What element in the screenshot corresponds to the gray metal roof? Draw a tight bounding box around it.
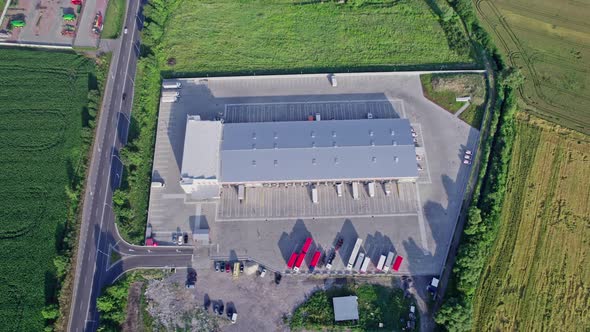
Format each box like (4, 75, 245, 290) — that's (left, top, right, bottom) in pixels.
(180, 116, 222, 180)
(219, 118, 417, 183)
(333, 296, 359, 321)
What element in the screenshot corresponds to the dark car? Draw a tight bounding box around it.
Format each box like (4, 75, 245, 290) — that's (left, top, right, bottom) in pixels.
(220, 261, 225, 272)
(122, 93, 127, 101)
(327, 251, 336, 265)
(186, 270, 197, 288)
(213, 303, 220, 315)
(225, 262, 231, 273)
(215, 261, 220, 272)
(274, 272, 282, 285)
(218, 303, 224, 315)
(239, 262, 244, 273)
(335, 238, 344, 251)
(183, 233, 188, 243)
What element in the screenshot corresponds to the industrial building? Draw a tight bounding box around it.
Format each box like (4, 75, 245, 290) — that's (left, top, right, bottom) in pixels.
(179, 115, 419, 201)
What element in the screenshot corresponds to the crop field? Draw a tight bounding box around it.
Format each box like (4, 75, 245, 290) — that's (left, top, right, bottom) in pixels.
(472, 114, 590, 331)
(0, 48, 94, 331)
(159, 0, 474, 75)
(474, 0, 590, 134)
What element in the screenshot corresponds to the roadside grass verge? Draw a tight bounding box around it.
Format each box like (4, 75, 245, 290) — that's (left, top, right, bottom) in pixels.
(420, 73, 486, 128)
(471, 114, 590, 331)
(290, 283, 416, 331)
(102, 0, 126, 39)
(160, 0, 475, 76)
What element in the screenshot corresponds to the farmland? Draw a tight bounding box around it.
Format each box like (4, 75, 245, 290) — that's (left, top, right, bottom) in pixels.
(472, 114, 590, 331)
(0, 48, 95, 331)
(159, 0, 475, 75)
(474, 0, 590, 134)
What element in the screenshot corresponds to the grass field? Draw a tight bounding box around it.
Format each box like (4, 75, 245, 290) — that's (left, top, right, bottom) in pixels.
(160, 0, 474, 75)
(102, 0, 126, 39)
(0, 48, 94, 331)
(420, 73, 486, 128)
(290, 283, 416, 331)
(474, 0, 590, 134)
(472, 114, 590, 331)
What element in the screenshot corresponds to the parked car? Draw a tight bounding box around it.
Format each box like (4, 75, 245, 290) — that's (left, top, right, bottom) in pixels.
(225, 262, 231, 273)
(220, 261, 225, 272)
(177, 235, 183, 245)
(122, 93, 127, 101)
(274, 272, 282, 285)
(172, 233, 177, 242)
(465, 149, 473, 155)
(260, 266, 267, 278)
(218, 303, 224, 315)
(213, 303, 220, 315)
(239, 262, 244, 273)
(186, 270, 197, 289)
(183, 233, 188, 244)
(123, 26, 128, 34)
(463, 159, 472, 165)
(464, 154, 472, 160)
(215, 261, 220, 272)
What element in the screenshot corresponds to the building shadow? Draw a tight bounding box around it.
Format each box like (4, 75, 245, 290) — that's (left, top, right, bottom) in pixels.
(277, 219, 312, 264)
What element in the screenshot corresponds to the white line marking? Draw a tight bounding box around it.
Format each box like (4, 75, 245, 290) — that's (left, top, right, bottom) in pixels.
(414, 184, 429, 254)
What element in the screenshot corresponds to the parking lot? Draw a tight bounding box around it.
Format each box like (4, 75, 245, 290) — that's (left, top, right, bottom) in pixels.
(147, 72, 479, 277)
(0, 0, 107, 47)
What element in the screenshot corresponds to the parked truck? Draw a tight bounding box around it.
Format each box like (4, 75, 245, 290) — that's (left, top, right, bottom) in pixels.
(293, 252, 306, 272)
(360, 256, 370, 273)
(376, 254, 386, 271)
(309, 251, 321, 271)
(383, 251, 395, 272)
(353, 252, 364, 271)
(346, 238, 363, 270)
(392, 255, 404, 272)
(287, 253, 298, 269)
(162, 82, 182, 89)
(301, 237, 312, 254)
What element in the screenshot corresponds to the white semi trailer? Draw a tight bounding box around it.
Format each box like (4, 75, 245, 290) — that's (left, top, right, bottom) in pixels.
(346, 238, 363, 270)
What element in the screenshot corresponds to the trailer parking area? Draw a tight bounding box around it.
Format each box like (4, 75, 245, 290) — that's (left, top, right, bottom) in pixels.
(148, 72, 480, 277)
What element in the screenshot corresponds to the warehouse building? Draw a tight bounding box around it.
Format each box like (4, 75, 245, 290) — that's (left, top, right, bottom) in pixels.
(179, 115, 418, 200)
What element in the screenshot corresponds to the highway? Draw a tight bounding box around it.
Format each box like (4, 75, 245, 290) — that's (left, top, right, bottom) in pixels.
(68, 1, 193, 331)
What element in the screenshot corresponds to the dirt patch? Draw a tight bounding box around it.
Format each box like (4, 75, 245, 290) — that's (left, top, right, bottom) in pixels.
(145, 277, 221, 331)
(431, 74, 485, 105)
(123, 282, 143, 332)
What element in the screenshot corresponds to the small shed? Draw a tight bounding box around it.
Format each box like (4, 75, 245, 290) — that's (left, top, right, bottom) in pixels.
(192, 228, 209, 244)
(333, 296, 359, 322)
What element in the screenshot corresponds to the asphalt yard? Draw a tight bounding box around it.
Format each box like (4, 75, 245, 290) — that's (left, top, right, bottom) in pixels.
(147, 73, 479, 277)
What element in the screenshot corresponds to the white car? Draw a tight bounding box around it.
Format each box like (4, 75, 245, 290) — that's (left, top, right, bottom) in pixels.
(260, 267, 267, 278)
(465, 150, 472, 155)
(463, 159, 472, 165)
(123, 26, 128, 34)
(464, 154, 472, 160)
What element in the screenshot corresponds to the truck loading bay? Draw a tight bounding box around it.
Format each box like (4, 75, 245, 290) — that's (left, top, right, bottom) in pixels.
(147, 73, 479, 276)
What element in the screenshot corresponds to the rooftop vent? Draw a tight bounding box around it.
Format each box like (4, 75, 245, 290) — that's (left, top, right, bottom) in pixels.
(332, 131, 337, 137)
(332, 141, 337, 147)
(252, 160, 257, 166)
(312, 158, 317, 165)
(372, 157, 377, 163)
(274, 160, 278, 166)
(252, 132, 257, 139)
(252, 143, 256, 150)
(273, 132, 278, 139)
(311, 131, 315, 138)
(390, 129, 395, 136)
(334, 157, 339, 165)
(273, 142, 278, 149)
(394, 156, 399, 163)
(392, 140, 397, 146)
(312, 142, 316, 148)
(369, 130, 374, 137)
(371, 140, 375, 146)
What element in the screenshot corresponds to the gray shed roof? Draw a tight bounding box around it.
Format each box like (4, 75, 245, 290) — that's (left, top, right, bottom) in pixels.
(219, 118, 417, 183)
(333, 296, 359, 321)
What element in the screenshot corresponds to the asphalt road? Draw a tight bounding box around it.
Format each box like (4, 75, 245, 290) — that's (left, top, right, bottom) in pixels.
(68, 1, 193, 331)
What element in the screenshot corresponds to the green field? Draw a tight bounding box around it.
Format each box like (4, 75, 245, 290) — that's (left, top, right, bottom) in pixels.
(0, 48, 94, 331)
(474, 0, 590, 134)
(160, 0, 474, 75)
(472, 114, 590, 331)
(102, 0, 126, 39)
(420, 73, 486, 128)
